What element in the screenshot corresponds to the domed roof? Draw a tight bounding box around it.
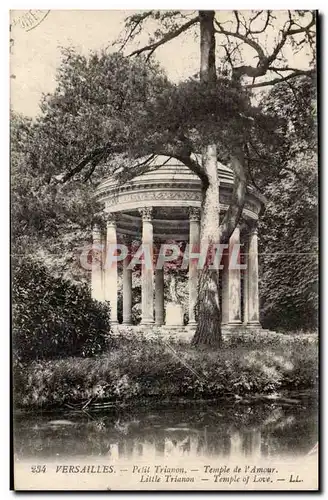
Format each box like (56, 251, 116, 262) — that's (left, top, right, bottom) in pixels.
(97, 154, 234, 195)
(96, 154, 265, 223)
(129, 155, 234, 185)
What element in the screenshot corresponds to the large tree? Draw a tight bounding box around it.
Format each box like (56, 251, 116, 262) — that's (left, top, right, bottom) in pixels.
(116, 9, 316, 344)
(17, 11, 316, 345)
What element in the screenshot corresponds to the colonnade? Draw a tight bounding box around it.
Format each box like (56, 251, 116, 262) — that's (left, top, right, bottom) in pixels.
(91, 208, 260, 327)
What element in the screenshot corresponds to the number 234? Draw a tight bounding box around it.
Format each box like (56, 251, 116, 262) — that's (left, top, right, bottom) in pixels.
(31, 465, 47, 473)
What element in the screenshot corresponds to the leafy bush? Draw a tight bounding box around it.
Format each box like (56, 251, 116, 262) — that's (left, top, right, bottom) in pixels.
(12, 258, 111, 361)
(14, 331, 318, 409)
(258, 79, 318, 333)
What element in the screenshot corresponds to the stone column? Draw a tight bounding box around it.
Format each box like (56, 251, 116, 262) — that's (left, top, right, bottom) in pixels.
(229, 227, 242, 324)
(221, 252, 229, 324)
(242, 237, 249, 325)
(91, 223, 104, 301)
(188, 207, 201, 326)
(104, 214, 118, 324)
(222, 227, 242, 325)
(139, 208, 154, 324)
(122, 254, 132, 325)
(247, 225, 260, 325)
(155, 268, 165, 326)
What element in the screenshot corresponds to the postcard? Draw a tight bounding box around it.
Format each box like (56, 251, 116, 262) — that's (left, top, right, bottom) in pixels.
(11, 9, 318, 491)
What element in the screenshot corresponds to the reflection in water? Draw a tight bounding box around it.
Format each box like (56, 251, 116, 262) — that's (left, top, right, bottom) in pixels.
(14, 396, 317, 461)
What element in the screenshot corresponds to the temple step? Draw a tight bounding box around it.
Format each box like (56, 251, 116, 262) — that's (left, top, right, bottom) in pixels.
(113, 324, 277, 342)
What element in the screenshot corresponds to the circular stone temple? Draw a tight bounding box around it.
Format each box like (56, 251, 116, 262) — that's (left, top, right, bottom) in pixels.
(92, 155, 266, 333)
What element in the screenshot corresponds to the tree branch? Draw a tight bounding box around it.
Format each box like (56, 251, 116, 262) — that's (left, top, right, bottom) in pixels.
(288, 11, 316, 35)
(116, 11, 153, 52)
(84, 153, 105, 182)
(214, 18, 266, 63)
(52, 146, 110, 184)
(245, 69, 315, 88)
(215, 10, 316, 81)
(248, 10, 271, 34)
(173, 153, 209, 188)
(265, 11, 315, 67)
(128, 16, 200, 58)
(233, 10, 240, 33)
(114, 154, 157, 183)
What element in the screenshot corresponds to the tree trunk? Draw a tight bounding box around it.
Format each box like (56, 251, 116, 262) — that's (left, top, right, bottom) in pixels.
(199, 11, 216, 84)
(192, 11, 222, 346)
(192, 144, 221, 346)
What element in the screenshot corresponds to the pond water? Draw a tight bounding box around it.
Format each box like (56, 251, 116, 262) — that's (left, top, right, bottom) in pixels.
(14, 394, 318, 461)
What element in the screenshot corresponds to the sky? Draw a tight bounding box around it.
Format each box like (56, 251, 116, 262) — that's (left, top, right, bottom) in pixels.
(10, 10, 201, 116)
(10, 9, 314, 118)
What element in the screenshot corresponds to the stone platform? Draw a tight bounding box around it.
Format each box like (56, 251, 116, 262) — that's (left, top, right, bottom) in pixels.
(112, 324, 275, 343)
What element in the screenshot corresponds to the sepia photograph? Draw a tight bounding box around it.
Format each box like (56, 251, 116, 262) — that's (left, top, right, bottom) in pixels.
(10, 8, 318, 491)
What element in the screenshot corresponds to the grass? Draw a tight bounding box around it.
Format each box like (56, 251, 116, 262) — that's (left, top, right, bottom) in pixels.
(13, 330, 318, 410)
